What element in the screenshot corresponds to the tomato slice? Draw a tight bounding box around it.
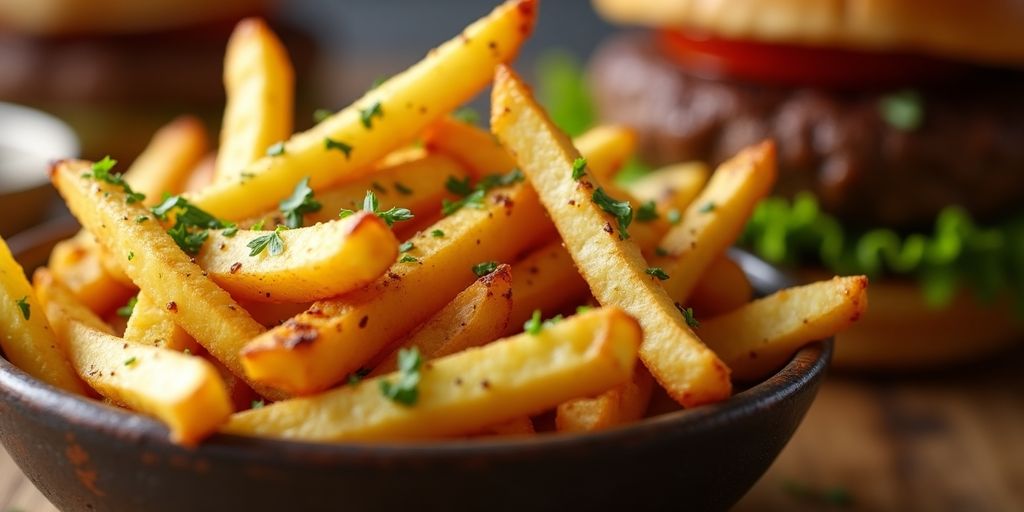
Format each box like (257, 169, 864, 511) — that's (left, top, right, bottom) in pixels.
(657, 29, 969, 89)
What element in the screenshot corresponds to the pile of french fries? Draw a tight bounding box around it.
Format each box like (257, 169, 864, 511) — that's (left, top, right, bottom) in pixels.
(0, 1, 868, 445)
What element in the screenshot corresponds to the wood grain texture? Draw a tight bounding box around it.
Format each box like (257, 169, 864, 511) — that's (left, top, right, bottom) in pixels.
(2, 346, 1021, 511)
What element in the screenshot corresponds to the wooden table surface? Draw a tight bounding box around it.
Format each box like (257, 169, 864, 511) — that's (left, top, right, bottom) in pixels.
(3, 346, 1021, 512)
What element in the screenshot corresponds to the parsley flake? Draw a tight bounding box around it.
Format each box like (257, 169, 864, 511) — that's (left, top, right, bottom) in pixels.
(636, 200, 659, 222)
(324, 137, 352, 159)
(571, 157, 587, 181)
(575, 305, 592, 314)
(251, 400, 265, 409)
(472, 261, 499, 277)
(127, 251, 134, 261)
(445, 175, 474, 197)
(394, 182, 413, 195)
(151, 195, 231, 255)
(679, 306, 700, 329)
(645, 267, 670, 280)
(699, 202, 717, 213)
(348, 367, 371, 386)
(248, 226, 286, 257)
(135, 215, 150, 224)
(398, 241, 414, 253)
(441, 189, 485, 216)
(431, 229, 445, 238)
(279, 177, 322, 229)
(266, 141, 286, 157)
(312, 108, 333, 123)
(15, 296, 30, 320)
(453, 106, 480, 125)
(379, 347, 422, 406)
(83, 156, 146, 204)
(124, 357, 137, 367)
(359, 101, 384, 129)
(399, 254, 419, 263)
(667, 209, 682, 225)
(655, 246, 670, 257)
(116, 296, 137, 319)
(592, 187, 633, 239)
(524, 310, 543, 335)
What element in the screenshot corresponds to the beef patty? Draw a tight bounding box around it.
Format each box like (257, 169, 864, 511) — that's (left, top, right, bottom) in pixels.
(589, 34, 1024, 229)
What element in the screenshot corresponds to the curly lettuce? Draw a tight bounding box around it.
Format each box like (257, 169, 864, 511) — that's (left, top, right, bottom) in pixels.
(740, 193, 1024, 310)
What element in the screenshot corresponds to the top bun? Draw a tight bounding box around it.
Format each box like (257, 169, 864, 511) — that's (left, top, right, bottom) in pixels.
(0, 0, 269, 35)
(592, 0, 1024, 68)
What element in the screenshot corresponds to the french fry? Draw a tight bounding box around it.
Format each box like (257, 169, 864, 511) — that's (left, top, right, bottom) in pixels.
(491, 64, 731, 407)
(240, 179, 553, 395)
(244, 153, 469, 238)
(190, 0, 538, 220)
(688, 256, 753, 316)
(700, 275, 869, 381)
(424, 117, 516, 176)
(48, 232, 134, 316)
(0, 240, 88, 395)
(126, 115, 209, 202)
(198, 212, 399, 303)
(223, 307, 640, 442)
(184, 153, 217, 193)
(507, 241, 589, 334)
(33, 269, 114, 336)
(625, 161, 709, 213)
(238, 300, 311, 328)
(572, 125, 635, 182)
(477, 416, 535, 437)
(370, 264, 512, 376)
(50, 160, 277, 399)
(123, 291, 201, 353)
(215, 18, 294, 185)
(556, 364, 654, 432)
(651, 142, 777, 305)
(36, 270, 231, 444)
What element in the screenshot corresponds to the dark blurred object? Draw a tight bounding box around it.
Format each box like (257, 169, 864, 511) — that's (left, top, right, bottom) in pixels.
(0, 102, 78, 237)
(0, 0, 317, 162)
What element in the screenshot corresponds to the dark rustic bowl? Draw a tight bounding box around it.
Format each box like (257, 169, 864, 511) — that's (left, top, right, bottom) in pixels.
(0, 219, 832, 512)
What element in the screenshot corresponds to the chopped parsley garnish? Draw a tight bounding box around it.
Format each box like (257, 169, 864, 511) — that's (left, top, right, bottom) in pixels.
(312, 108, 333, 123)
(359, 101, 384, 129)
(127, 251, 134, 261)
(524, 310, 543, 335)
(399, 254, 419, 263)
(699, 202, 717, 213)
(279, 177, 322, 229)
(472, 261, 499, 277)
(347, 367, 371, 386)
(135, 215, 150, 224)
(655, 246, 670, 257)
(879, 89, 924, 131)
(394, 182, 413, 195)
(251, 219, 266, 231)
(379, 347, 422, 406)
(679, 306, 700, 329)
(266, 141, 286, 157)
(83, 156, 146, 204)
(339, 190, 415, 227)
(151, 195, 232, 255)
(445, 175, 474, 196)
(222, 224, 238, 237)
(398, 241, 414, 253)
(116, 296, 137, 319)
(477, 168, 524, 190)
(370, 76, 389, 89)
(592, 187, 633, 239)
(571, 157, 587, 181)
(575, 305, 592, 314)
(666, 209, 682, 225)
(15, 296, 30, 320)
(324, 137, 352, 159)
(453, 106, 480, 125)
(636, 200, 659, 222)
(441, 189, 485, 216)
(431, 229, 445, 238)
(124, 357, 137, 367)
(247, 226, 286, 257)
(645, 267, 670, 280)
(251, 400, 265, 409)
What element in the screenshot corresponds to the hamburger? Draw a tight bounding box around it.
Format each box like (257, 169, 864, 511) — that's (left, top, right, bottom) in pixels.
(586, 0, 1024, 368)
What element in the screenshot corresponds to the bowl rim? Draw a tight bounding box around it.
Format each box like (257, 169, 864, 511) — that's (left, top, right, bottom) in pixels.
(0, 220, 833, 458)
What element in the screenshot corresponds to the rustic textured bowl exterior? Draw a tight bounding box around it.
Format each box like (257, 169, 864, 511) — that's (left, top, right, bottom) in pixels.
(0, 219, 832, 512)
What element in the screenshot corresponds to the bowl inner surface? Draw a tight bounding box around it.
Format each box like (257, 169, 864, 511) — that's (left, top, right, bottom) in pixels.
(0, 102, 79, 194)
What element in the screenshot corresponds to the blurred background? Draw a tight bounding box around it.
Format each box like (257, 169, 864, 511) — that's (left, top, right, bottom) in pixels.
(1, 0, 1021, 510)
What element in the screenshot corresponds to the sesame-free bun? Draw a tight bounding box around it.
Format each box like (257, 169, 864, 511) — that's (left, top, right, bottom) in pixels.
(0, 0, 270, 35)
(592, 0, 1024, 68)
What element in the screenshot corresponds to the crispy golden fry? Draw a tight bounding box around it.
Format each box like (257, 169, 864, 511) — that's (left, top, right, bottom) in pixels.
(491, 65, 731, 407)
(652, 142, 776, 305)
(424, 117, 516, 176)
(37, 271, 231, 444)
(700, 276, 869, 380)
(223, 307, 640, 442)
(127, 115, 209, 202)
(240, 179, 553, 395)
(245, 153, 468, 238)
(48, 231, 135, 316)
(371, 264, 512, 376)
(688, 256, 753, 316)
(33, 269, 114, 336)
(123, 291, 201, 353)
(205, 354, 259, 412)
(50, 160, 277, 399)
(572, 125, 635, 182)
(198, 212, 398, 303)
(0, 241, 88, 395)
(507, 241, 589, 334)
(190, 0, 538, 220)
(556, 364, 654, 432)
(216, 18, 294, 184)
(625, 161, 709, 213)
